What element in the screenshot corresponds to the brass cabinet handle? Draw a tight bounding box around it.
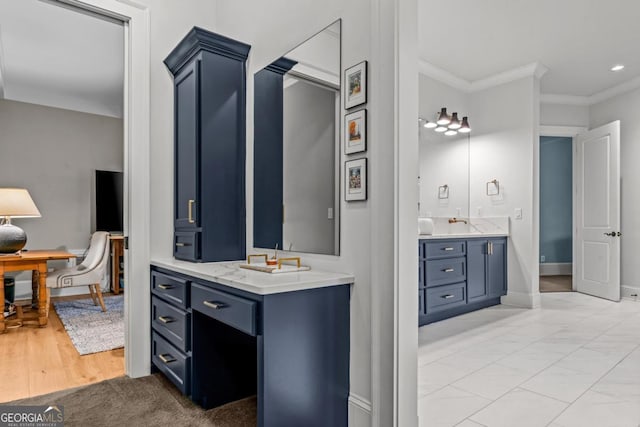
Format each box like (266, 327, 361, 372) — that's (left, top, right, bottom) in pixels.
(487, 241, 494, 255)
(203, 300, 227, 310)
(158, 316, 175, 324)
(188, 199, 196, 224)
(175, 242, 192, 247)
(158, 284, 174, 290)
(159, 353, 176, 364)
(443, 247, 454, 251)
(441, 294, 454, 299)
(443, 268, 454, 273)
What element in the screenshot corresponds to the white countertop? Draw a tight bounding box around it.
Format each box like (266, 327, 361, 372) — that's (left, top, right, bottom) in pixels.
(417, 216, 509, 240)
(151, 258, 354, 295)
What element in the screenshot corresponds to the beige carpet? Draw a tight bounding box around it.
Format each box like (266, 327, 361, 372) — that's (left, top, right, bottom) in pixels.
(10, 374, 256, 427)
(540, 275, 573, 293)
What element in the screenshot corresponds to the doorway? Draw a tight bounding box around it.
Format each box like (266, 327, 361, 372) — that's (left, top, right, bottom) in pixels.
(539, 136, 573, 293)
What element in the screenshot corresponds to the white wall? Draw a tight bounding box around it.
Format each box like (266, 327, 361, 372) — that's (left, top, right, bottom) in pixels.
(418, 74, 470, 217)
(469, 77, 540, 307)
(0, 98, 122, 290)
(589, 87, 640, 297)
(540, 103, 589, 127)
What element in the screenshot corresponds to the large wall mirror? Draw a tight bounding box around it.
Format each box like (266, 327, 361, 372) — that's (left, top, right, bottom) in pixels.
(254, 20, 341, 255)
(418, 74, 471, 219)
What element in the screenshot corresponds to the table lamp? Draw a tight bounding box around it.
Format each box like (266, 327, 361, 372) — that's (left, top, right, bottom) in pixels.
(0, 188, 41, 253)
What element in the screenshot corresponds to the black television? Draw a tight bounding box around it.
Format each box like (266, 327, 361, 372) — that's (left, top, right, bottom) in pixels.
(95, 170, 123, 233)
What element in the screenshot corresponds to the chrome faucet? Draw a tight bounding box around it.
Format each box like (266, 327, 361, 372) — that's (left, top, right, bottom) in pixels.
(448, 217, 468, 224)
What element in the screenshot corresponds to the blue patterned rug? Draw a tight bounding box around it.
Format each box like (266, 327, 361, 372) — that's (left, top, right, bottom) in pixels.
(53, 295, 124, 355)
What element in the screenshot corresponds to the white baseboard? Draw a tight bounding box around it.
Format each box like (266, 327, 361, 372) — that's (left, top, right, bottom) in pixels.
(622, 285, 640, 301)
(349, 393, 372, 426)
(12, 278, 110, 301)
(540, 263, 572, 276)
(501, 291, 540, 309)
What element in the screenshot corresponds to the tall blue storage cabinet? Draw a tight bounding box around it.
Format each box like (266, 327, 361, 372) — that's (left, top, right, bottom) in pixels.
(164, 28, 250, 262)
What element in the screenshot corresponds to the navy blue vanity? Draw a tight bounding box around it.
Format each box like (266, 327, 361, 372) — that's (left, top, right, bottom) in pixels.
(419, 237, 507, 325)
(150, 261, 352, 427)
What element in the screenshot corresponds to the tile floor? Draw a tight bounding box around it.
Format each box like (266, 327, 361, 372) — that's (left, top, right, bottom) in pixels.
(418, 292, 640, 427)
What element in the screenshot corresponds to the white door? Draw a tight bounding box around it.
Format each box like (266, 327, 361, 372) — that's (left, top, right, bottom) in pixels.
(574, 121, 620, 301)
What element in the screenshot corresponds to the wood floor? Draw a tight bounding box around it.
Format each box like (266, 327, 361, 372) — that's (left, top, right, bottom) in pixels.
(0, 293, 124, 402)
(540, 275, 573, 293)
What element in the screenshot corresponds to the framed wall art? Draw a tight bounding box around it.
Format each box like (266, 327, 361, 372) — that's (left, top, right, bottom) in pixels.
(345, 61, 367, 109)
(345, 158, 367, 201)
(345, 109, 367, 154)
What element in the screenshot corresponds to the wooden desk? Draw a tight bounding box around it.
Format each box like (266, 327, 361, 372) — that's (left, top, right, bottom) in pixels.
(0, 250, 76, 333)
(110, 235, 124, 295)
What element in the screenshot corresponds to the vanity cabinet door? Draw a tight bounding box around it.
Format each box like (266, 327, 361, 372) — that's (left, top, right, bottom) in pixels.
(174, 60, 200, 231)
(487, 238, 507, 298)
(467, 239, 488, 302)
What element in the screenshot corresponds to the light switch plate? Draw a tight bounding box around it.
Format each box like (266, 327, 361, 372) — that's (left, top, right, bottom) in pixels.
(515, 208, 523, 220)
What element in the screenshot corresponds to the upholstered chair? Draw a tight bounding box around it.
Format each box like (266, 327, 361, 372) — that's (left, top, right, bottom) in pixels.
(46, 231, 110, 312)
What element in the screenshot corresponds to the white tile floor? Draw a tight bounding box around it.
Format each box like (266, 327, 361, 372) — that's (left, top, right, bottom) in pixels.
(418, 292, 640, 427)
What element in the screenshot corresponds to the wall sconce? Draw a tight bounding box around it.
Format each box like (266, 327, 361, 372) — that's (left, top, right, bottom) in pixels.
(419, 107, 471, 136)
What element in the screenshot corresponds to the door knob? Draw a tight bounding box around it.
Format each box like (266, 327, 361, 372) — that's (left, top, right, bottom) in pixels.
(603, 231, 616, 237)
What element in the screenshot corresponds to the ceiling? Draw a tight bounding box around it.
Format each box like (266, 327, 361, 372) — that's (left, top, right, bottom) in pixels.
(418, 0, 640, 98)
(0, 0, 123, 118)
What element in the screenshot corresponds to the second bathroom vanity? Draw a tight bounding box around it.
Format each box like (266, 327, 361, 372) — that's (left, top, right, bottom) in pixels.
(418, 218, 508, 325)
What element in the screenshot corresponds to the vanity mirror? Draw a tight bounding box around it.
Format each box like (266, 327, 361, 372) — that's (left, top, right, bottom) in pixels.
(419, 119, 470, 218)
(254, 20, 341, 255)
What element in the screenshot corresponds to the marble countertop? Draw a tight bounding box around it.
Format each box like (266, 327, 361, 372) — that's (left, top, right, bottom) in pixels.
(151, 258, 354, 295)
(417, 216, 510, 240)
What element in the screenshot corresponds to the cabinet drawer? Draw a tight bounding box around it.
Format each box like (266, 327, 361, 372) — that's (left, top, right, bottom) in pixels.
(191, 284, 257, 336)
(426, 282, 466, 314)
(425, 241, 466, 259)
(152, 296, 191, 352)
(174, 231, 200, 261)
(152, 331, 190, 395)
(426, 257, 466, 287)
(151, 270, 189, 309)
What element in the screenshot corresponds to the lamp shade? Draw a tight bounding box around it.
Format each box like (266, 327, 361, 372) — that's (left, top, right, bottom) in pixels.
(0, 188, 41, 218)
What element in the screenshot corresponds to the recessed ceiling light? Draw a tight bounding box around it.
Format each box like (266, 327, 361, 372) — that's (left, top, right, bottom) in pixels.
(611, 64, 625, 72)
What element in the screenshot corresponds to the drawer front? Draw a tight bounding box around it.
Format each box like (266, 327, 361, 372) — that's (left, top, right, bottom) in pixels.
(152, 331, 190, 394)
(174, 231, 200, 261)
(191, 283, 257, 336)
(151, 270, 189, 309)
(152, 296, 191, 352)
(426, 257, 466, 287)
(425, 241, 466, 259)
(426, 282, 466, 314)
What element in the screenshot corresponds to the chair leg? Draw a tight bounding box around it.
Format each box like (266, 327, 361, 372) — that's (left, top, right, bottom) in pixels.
(88, 285, 98, 306)
(94, 284, 106, 312)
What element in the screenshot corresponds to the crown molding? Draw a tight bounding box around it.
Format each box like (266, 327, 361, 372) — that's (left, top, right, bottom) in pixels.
(540, 94, 590, 106)
(418, 60, 548, 93)
(542, 75, 640, 106)
(418, 60, 471, 91)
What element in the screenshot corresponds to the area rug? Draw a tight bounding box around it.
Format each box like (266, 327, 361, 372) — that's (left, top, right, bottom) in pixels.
(53, 295, 124, 355)
(10, 374, 257, 427)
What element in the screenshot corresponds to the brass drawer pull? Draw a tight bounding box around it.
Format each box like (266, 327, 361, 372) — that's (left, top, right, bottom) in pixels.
(158, 284, 174, 290)
(443, 247, 454, 251)
(188, 199, 196, 224)
(203, 300, 227, 310)
(443, 268, 454, 273)
(441, 294, 455, 299)
(158, 316, 175, 324)
(159, 353, 176, 364)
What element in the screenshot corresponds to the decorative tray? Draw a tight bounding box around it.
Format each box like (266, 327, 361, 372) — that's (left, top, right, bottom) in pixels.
(239, 255, 310, 274)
